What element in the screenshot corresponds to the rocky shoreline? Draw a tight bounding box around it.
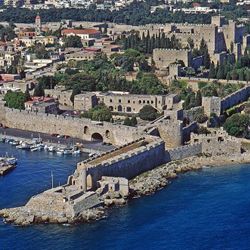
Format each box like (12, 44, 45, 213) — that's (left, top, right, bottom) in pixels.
(1, 152, 250, 226)
(129, 152, 250, 197)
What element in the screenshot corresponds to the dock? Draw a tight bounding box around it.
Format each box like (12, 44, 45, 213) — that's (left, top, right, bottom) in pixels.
(0, 164, 16, 176)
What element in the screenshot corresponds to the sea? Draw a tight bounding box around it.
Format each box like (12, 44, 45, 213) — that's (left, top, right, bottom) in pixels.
(1, 143, 250, 250)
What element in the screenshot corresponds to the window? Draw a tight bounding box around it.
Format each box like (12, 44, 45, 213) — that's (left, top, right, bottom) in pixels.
(110, 99, 112, 103)
(151, 100, 154, 104)
(127, 107, 131, 112)
(128, 100, 130, 103)
(147, 100, 150, 104)
(119, 99, 121, 103)
(139, 100, 141, 104)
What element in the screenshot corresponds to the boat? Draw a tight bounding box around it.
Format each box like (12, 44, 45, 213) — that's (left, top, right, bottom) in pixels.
(30, 144, 44, 152)
(5, 157, 17, 165)
(10, 140, 20, 146)
(72, 149, 81, 155)
(63, 148, 73, 155)
(56, 148, 64, 155)
(48, 146, 56, 152)
(16, 142, 31, 150)
(0, 157, 17, 165)
(89, 153, 97, 157)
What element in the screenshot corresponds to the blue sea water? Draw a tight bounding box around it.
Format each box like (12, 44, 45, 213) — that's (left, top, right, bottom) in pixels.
(1, 143, 250, 250)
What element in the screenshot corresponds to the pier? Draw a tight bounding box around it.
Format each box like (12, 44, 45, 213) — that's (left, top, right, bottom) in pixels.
(0, 164, 16, 176)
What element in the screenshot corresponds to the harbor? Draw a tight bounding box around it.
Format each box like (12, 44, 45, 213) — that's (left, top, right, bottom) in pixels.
(0, 127, 114, 156)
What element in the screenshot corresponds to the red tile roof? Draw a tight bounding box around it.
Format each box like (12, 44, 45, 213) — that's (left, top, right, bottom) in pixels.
(62, 29, 101, 35)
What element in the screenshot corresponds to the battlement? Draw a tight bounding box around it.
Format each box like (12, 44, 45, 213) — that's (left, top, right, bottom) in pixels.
(153, 48, 190, 52)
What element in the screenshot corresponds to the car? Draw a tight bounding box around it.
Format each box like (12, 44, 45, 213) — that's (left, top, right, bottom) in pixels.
(51, 133, 59, 137)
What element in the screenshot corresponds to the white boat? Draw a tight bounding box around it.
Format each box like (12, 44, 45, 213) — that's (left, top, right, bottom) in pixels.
(56, 148, 64, 155)
(10, 140, 19, 146)
(48, 146, 56, 152)
(44, 145, 48, 151)
(16, 142, 31, 150)
(30, 144, 44, 152)
(89, 153, 97, 157)
(63, 148, 72, 155)
(72, 149, 81, 155)
(0, 157, 18, 165)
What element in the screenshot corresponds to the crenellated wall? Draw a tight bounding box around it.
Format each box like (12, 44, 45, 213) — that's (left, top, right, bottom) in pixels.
(0, 106, 142, 146)
(76, 138, 166, 189)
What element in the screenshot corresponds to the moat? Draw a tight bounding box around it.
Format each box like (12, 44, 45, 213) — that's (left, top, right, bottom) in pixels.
(1, 143, 250, 249)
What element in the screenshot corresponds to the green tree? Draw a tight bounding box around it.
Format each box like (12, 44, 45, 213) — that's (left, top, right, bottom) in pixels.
(3, 91, 27, 110)
(224, 113, 250, 137)
(139, 105, 158, 121)
(63, 35, 83, 48)
(82, 104, 112, 122)
(33, 82, 45, 97)
(208, 61, 216, 79)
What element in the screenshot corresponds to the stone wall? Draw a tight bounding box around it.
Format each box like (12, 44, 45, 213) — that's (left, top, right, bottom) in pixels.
(190, 128, 241, 156)
(166, 143, 202, 161)
(202, 86, 250, 116)
(182, 122, 198, 143)
(0, 107, 141, 146)
(77, 138, 166, 188)
(153, 49, 192, 70)
(221, 86, 250, 112)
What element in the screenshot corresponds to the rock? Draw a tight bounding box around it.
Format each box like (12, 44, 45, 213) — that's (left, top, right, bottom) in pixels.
(57, 217, 68, 224)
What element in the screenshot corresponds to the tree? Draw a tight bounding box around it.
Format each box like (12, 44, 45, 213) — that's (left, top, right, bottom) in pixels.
(82, 104, 112, 122)
(3, 91, 27, 110)
(123, 116, 137, 126)
(195, 90, 202, 106)
(187, 37, 194, 50)
(33, 82, 45, 97)
(139, 105, 158, 121)
(209, 62, 216, 79)
(24, 89, 31, 101)
(224, 113, 250, 138)
(63, 35, 83, 48)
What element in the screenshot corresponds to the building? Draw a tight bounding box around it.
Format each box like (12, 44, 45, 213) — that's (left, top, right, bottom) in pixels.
(24, 96, 59, 114)
(61, 29, 101, 40)
(74, 91, 180, 113)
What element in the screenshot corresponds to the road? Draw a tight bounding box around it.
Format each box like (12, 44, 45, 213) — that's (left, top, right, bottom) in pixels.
(0, 127, 114, 152)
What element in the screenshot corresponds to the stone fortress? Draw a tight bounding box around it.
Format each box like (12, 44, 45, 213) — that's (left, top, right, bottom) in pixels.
(108, 15, 249, 76)
(0, 80, 245, 224)
(0, 14, 249, 224)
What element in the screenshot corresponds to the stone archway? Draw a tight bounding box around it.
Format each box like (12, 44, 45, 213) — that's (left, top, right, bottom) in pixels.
(91, 133, 103, 141)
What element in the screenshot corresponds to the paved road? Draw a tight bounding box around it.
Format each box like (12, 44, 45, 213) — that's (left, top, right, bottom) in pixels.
(0, 127, 114, 152)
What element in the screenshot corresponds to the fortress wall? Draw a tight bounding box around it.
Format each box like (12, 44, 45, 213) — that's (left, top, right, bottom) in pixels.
(2, 108, 140, 145)
(166, 143, 202, 161)
(221, 86, 250, 112)
(153, 49, 191, 69)
(182, 122, 198, 143)
(82, 140, 166, 188)
(157, 119, 183, 148)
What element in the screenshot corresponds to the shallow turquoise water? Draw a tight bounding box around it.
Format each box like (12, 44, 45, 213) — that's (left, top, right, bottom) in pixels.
(1, 143, 250, 250)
